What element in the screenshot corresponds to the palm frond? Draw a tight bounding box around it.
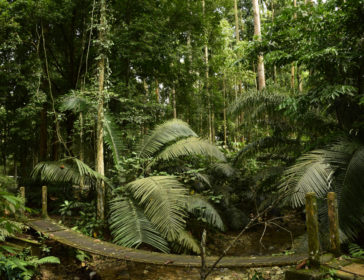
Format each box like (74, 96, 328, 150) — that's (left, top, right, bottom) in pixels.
(279, 151, 335, 207)
(170, 230, 200, 254)
(104, 113, 124, 165)
(186, 196, 225, 231)
(31, 158, 105, 186)
(125, 176, 187, 240)
(229, 89, 285, 120)
(139, 119, 197, 158)
(60, 95, 92, 113)
(280, 138, 364, 240)
(233, 136, 298, 164)
(150, 137, 226, 166)
(109, 196, 170, 253)
(194, 173, 212, 188)
(210, 163, 236, 177)
(338, 146, 364, 239)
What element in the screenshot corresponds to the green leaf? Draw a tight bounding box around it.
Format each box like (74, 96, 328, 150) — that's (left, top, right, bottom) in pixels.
(109, 196, 170, 253)
(125, 176, 187, 240)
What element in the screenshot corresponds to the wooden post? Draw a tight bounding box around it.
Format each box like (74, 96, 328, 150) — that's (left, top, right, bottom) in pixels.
(42, 186, 48, 218)
(19, 186, 25, 216)
(327, 192, 340, 256)
(305, 192, 320, 266)
(200, 229, 207, 280)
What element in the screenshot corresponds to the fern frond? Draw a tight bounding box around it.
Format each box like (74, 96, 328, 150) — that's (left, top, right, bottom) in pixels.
(33, 256, 60, 265)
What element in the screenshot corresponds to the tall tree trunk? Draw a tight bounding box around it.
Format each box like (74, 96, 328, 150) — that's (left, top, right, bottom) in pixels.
(272, 0, 277, 85)
(234, 0, 243, 96)
(234, 0, 240, 42)
(223, 76, 227, 147)
(291, 62, 295, 90)
(51, 126, 59, 161)
(252, 0, 266, 91)
(155, 79, 160, 102)
(172, 86, 177, 118)
(291, 0, 297, 91)
(96, 0, 107, 220)
(39, 104, 48, 161)
(13, 156, 17, 184)
(211, 111, 215, 142)
(297, 66, 303, 92)
(202, 0, 212, 141)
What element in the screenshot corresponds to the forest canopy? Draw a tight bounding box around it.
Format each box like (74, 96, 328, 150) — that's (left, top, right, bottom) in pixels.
(1, 0, 364, 254)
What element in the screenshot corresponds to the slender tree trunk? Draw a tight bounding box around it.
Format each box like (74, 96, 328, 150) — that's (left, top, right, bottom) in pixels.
(96, 0, 107, 220)
(297, 65, 303, 92)
(272, 0, 277, 85)
(223, 76, 227, 147)
(234, 0, 240, 42)
(202, 0, 212, 141)
(155, 79, 159, 102)
(252, 63, 258, 90)
(39, 104, 48, 161)
(291, 62, 295, 90)
(79, 111, 85, 190)
(252, 0, 266, 91)
(211, 111, 215, 142)
(172, 86, 177, 118)
(234, 0, 243, 96)
(51, 126, 59, 161)
(13, 156, 17, 184)
(291, 0, 297, 91)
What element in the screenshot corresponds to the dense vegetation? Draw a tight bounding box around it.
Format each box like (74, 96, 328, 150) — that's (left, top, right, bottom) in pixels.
(1, 0, 363, 257)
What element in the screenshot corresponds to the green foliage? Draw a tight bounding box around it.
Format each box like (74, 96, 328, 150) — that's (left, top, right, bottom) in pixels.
(109, 119, 226, 253)
(280, 138, 364, 240)
(186, 196, 224, 231)
(0, 175, 17, 192)
(0, 187, 59, 279)
(139, 119, 197, 158)
(31, 157, 106, 186)
(74, 249, 91, 262)
(109, 196, 170, 252)
(348, 243, 364, 260)
(0, 251, 59, 280)
(0, 188, 26, 243)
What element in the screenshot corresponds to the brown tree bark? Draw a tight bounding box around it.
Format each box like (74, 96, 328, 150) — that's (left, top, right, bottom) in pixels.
(155, 79, 160, 102)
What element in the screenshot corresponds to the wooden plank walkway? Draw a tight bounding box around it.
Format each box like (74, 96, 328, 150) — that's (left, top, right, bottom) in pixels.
(28, 219, 306, 268)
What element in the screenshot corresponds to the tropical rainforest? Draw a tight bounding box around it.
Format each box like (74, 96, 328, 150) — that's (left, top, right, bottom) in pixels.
(0, 0, 364, 278)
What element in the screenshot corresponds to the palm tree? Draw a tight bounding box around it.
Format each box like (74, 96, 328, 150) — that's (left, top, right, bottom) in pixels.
(32, 117, 227, 253)
(109, 119, 226, 253)
(280, 137, 364, 240)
